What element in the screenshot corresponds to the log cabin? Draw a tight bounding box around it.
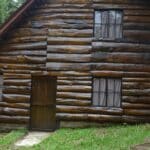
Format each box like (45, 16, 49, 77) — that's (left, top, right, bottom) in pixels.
(0, 0, 150, 131)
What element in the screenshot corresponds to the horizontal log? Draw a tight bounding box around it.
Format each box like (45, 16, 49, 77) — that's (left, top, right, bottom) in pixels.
(2, 107, 29, 116)
(56, 98, 91, 106)
(7, 36, 47, 44)
(124, 109, 150, 116)
(123, 96, 150, 104)
(56, 113, 122, 123)
(0, 102, 30, 109)
(3, 86, 30, 95)
(122, 82, 150, 89)
(3, 70, 31, 74)
(47, 54, 91, 62)
(92, 63, 150, 72)
(47, 45, 91, 54)
(57, 85, 91, 93)
(123, 78, 150, 82)
(58, 76, 92, 80)
(123, 115, 150, 123)
(124, 10, 150, 16)
(124, 16, 150, 23)
(35, 8, 93, 14)
(57, 80, 91, 86)
(3, 74, 31, 79)
(92, 52, 150, 64)
(56, 105, 123, 115)
(122, 102, 150, 109)
(48, 29, 92, 37)
(9, 28, 47, 37)
(0, 50, 47, 57)
(46, 63, 90, 71)
(122, 89, 150, 96)
(33, 13, 93, 20)
(3, 94, 30, 103)
(4, 79, 31, 86)
(0, 56, 46, 64)
(0, 115, 29, 124)
(47, 37, 91, 45)
(57, 92, 91, 100)
(91, 71, 150, 77)
(0, 64, 45, 70)
(92, 42, 150, 53)
(124, 30, 150, 43)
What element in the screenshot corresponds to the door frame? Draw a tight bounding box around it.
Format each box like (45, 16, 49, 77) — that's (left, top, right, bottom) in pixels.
(29, 74, 58, 131)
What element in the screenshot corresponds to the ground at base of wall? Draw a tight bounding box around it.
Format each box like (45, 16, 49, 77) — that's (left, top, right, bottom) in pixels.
(0, 124, 150, 150)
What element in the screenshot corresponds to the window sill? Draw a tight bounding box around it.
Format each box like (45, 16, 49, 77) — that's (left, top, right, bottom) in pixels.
(92, 38, 123, 43)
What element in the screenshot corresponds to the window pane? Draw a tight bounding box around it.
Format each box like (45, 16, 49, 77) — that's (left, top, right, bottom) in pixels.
(114, 79, 121, 107)
(109, 11, 116, 40)
(101, 11, 109, 38)
(115, 11, 123, 39)
(94, 11, 102, 39)
(99, 79, 107, 106)
(93, 78, 100, 106)
(107, 79, 115, 107)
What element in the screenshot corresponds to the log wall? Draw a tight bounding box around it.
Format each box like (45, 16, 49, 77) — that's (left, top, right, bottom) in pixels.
(0, 0, 150, 126)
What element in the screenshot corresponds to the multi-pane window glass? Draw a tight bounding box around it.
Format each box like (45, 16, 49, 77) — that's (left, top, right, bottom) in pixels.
(93, 78, 121, 107)
(94, 10, 123, 40)
(0, 75, 3, 101)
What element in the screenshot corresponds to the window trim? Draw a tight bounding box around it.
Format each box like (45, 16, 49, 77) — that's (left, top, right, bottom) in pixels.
(93, 9, 124, 41)
(92, 77, 122, 108)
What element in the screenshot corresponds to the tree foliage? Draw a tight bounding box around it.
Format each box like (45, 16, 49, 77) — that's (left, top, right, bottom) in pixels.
(0, 0, 25, 25)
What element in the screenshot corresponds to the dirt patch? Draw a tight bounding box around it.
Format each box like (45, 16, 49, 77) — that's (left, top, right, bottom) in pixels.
(132, 143, 150, 150)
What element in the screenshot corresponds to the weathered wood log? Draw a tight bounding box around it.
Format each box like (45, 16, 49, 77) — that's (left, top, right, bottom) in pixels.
(47, 54, 91, 62)
(47, 45, 91, 54)
(1, 42, 47, 51)
(48, 29, 92, 37)
(2, 108, 29, 116)
(57, 80, 91, 86)
(56, 105, 123, 115)
(122, 82, 150, 89)
(56, 98, 91, 106)
(56, 113, 123, 123)
(0, 115, 29, 124)
(47, 37, 91, 45)
(123, 96, 150, 104)
(0, 56, 46, 64)
(46, 63, 90, 71)
(92, 42, 150, 53)
(123, 78, 150, 82)
(57, 85, 91, 93)
(92, 52, 150, 64)
(91, 63, 150, 72)
(122, 102, 150, 109)
(4, 79, 31, 86)
(124, 109, 150, 116)
(123, 115, 150, 123)
(3, 86, 31, 95)
(91, 71, 150, 77)
(3, 94, 30, 103)
(0, 102, 30, 109)
(57, 92, 91, 100)
(122, 89, 150, 96)
(3, 74, 31, 80)
(124, 16, 150, 23)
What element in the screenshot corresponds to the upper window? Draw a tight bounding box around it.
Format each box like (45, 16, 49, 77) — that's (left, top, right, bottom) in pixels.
(92, 78, 121, 108)
(94, 10, 123, 40)
(0, 75, 3, 101)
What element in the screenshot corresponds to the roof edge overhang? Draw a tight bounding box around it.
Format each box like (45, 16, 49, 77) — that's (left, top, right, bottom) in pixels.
(0, 0, 45, 39)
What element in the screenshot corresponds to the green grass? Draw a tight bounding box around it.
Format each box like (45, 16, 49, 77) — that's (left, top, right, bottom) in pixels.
(21, 124, 150, 150)
(0, 124, 150, 150)
(0, 129, 27, 150)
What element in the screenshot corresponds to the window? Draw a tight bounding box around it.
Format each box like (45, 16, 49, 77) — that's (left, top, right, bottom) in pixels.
(0, 75, 3, 101)
(94, 10, 123, 40)
(92, 78, 121, 107)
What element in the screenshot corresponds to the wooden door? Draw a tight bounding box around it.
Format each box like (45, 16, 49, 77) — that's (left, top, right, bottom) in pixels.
(30, 76, 57, 131)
